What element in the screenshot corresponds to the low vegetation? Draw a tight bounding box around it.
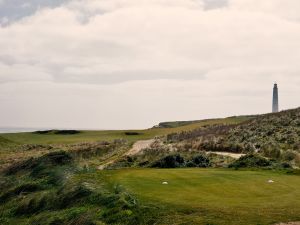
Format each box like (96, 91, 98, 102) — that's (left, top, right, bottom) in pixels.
(164, 107, 300, 168)
(0, 151, 161, 225)
(34, 130, 81, 135)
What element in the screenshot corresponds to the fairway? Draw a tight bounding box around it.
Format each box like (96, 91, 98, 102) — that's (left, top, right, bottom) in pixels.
(0, 116, 250, 144)
(105, 168, 300, 225)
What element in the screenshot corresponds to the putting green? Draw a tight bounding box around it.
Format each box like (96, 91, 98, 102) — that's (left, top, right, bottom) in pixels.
(104, 168, 300, 225)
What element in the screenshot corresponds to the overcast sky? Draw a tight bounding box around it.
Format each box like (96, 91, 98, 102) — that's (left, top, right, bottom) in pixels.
(0, 0, 299, 129)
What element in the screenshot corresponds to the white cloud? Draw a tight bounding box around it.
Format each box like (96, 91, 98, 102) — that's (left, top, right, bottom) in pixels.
(0, 0, 299, 128)
(229, 0, 300, 21)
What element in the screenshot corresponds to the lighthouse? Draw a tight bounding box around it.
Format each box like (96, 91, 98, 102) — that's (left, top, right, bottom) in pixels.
(272, 83, 279, 113)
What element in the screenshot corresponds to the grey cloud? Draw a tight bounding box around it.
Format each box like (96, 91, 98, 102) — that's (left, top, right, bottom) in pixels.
(0, 0, 69, 25)
(0, 0, 228, 26)
(203, 0, 227, 9)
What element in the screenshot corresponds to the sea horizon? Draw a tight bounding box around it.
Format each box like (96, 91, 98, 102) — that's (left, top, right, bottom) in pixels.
(0, 127, 107, 134)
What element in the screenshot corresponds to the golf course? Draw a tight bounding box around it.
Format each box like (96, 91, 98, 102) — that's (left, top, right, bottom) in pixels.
(0, 116, 251, 144)
(1, 109, 300, 225)
(102, 168, 300, 225)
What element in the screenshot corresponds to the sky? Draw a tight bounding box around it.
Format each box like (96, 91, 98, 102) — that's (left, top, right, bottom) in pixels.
(0, 0, 299, 130)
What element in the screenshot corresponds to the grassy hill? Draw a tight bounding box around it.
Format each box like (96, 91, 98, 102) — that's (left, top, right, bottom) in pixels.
(163, 107, 300, 167)
(226, 107, 300, 154)
(157, 115, 254, 128)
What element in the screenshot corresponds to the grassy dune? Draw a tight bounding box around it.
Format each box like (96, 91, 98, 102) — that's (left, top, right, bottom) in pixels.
(105, 168, 300, 225)
(0, 116, 251, 145)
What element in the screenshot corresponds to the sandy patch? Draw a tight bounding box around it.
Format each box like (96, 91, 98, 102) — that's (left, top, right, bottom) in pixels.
(126, 139, 155, 156)
(208, 151, 245, 159)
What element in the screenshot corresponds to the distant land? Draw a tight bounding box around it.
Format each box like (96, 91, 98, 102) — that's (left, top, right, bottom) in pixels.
(0, 127, 107, 134)
(0, 127, 44, 133)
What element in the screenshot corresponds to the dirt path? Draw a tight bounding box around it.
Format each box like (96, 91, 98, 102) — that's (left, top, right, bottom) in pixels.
(207, 151, 245, 159)
(126, 139, 155, 156)
(98, 139, 155, 170)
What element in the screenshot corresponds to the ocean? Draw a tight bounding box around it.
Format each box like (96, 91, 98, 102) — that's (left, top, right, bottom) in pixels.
(0, 127, 50, 134)
(0, 127, 103, 133)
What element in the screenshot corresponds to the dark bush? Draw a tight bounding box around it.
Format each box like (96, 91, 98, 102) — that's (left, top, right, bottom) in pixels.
(54, 130, 80, 135)
(281, 162, 292, 169)
(191, 155, 210, 167)
(138, 161, 149, 167)
(43, 151, 73, 165)
(186, 161, 197, 167)
(124, 132, 141, 136)
(33, 130, 52, 134)
(229, 154, 271, 169)
(151, 154, 185, 168)
(33, 130, 80, 135)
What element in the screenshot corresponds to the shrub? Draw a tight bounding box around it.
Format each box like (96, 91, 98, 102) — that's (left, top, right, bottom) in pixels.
(43, 151, 73, 165)
(190, 155, 210, 168)
(281, 162, 292, 169)
(186, 161, 197, 167)
(124, 132, 141, 136)
(282, 150, 296, 161)
(151, 154, 185, 168)
(34, 130, 80, 135)
(54, 130, 80, 135)
(229, 154, 271, 169)
(262, 146, 281, 159)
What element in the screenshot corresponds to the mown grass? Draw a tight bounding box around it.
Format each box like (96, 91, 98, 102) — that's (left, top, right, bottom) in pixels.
(0, 116, 251, 145)
(104, 168, 300, 225)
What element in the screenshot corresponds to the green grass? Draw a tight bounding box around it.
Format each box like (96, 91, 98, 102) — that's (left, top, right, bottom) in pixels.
(104, 168, 300, 225)
(0, 116, 251, 145)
